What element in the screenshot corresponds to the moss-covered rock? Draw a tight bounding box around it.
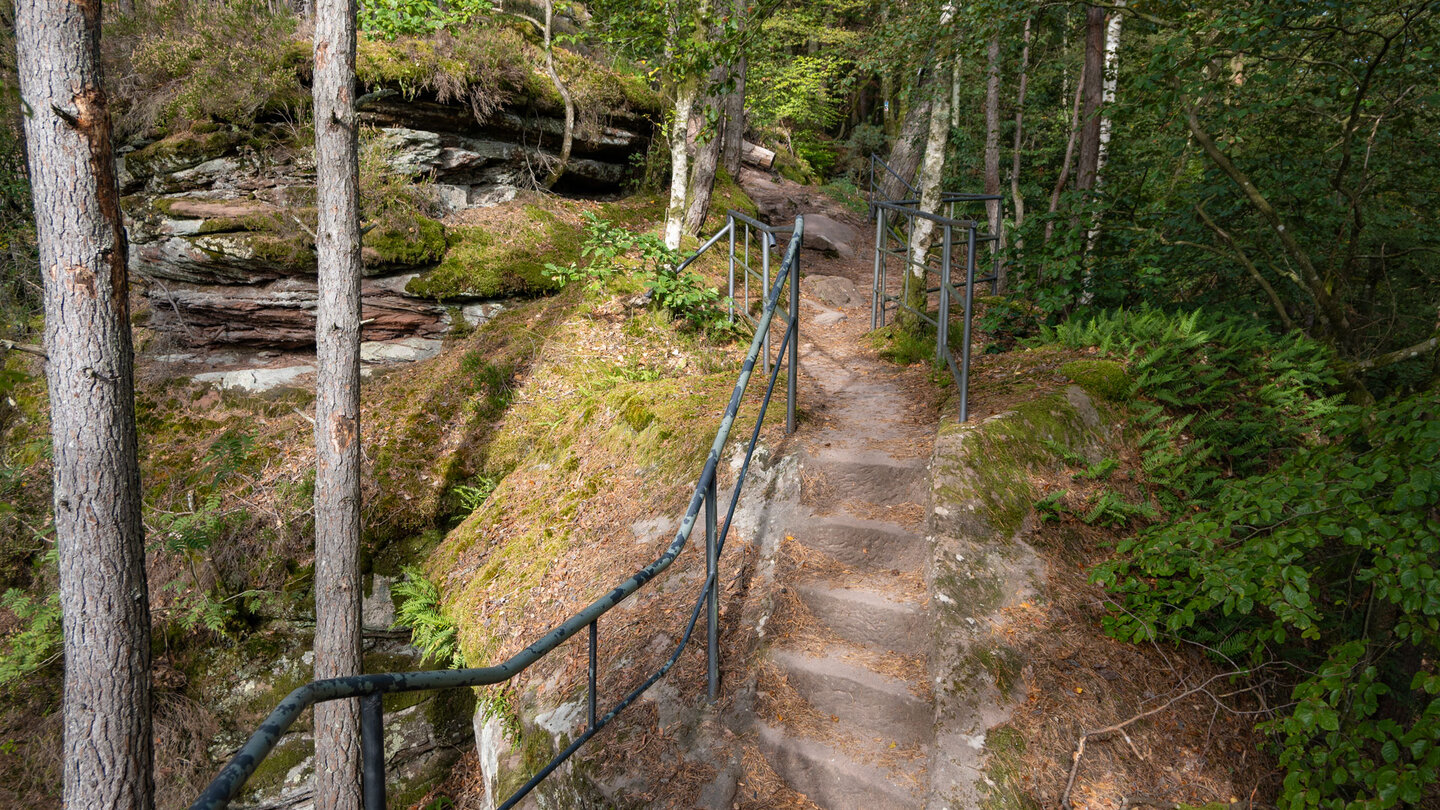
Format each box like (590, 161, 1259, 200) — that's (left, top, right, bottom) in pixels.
(124, 129, 242, 180)
(404, 207, 579, 300)
(363, 210, 447, 269)
(1059, 359, 1130, 402)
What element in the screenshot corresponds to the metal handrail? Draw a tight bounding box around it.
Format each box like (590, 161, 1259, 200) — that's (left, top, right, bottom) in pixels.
(867, 154, 1003, 423)
(190, 213, 805, 810)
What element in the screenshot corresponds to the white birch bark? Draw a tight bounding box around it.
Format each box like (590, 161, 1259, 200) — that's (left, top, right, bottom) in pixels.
(664, 84, 697, 250)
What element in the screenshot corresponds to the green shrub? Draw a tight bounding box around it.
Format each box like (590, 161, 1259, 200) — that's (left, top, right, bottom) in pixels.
(0, 588, 61, 686)
(1095, 393, 1440, 810)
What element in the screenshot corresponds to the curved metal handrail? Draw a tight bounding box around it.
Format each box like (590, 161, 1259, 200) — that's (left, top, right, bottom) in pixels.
(190, 215, 804, 810)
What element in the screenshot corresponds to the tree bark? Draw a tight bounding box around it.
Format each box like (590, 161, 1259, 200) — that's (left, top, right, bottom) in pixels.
(541, 0, 575, 188)
(719, 0, 746, 177)
(664, 82, 697, 249)
(1010, 16, 1031, 256)
(312, 0, 363, 802)
(15, 0, 153, 807)
(1076, 5, 1105, 193)
(880, 85, 933, 202)
(685, 66, 725, 234)
(1095, 0, 1124, 181)
(983, 30, 1002, 286)
(904, 2, 956, 325)
(1045, 60, 1085, 244)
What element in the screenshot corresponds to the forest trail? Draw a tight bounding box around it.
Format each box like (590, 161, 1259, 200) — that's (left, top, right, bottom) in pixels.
(732, 177, 943, 808)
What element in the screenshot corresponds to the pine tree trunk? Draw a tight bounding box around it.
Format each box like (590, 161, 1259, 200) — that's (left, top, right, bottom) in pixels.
(312, 0, 363, 802)
(685, 66, 725, 234)
(14, 0, 153, 807)
(664, 83, 697, 249)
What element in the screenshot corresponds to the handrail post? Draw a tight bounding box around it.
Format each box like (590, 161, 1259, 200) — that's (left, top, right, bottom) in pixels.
(960, 225, 978, 422)
(704, 474, 719, 702)
(787, 221, 800, 435)
(939, 224, 953, 362)
(361, 693, 387, 810)
(872, 207, 884, 330)
(762, 235, 771, 379)
(587, 620, 598, 730)
(727, 218, 736, 323)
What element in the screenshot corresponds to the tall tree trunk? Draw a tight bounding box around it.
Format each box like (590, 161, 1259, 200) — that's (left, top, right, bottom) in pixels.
(664, 82, 697, 249)
(312, 0, 363, 802)
(1095, 1, 1123, 184)
(905, 2, 956, 326)
(15, 0, 153, 807)
(880, 84, 933, 202)
(542, 0, 575, 188)
(1076, 5, 1105, 193)
(719, 0, 746, 177)
(983, 31, 1002, 286)
(1010, 16, 1031, 256)
(1045, 60, 1085, 244)
(685, 66, 725, 234)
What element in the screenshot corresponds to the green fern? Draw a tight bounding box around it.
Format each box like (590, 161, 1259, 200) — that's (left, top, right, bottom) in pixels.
(392, 567, 463, 668)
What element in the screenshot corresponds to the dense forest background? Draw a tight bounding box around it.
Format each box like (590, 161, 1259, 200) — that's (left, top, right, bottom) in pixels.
(0, 0, 1436, 807)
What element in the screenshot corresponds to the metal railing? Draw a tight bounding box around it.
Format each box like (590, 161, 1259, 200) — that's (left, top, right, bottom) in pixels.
(866, 154, 1002, 422)
(189, 211, 804, 810)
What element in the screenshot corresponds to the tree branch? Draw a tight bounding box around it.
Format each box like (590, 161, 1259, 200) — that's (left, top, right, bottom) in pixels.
(1353, 331, 1440, 372)
(1193, 202, 1295, 331)
(1, 338, 47, 359)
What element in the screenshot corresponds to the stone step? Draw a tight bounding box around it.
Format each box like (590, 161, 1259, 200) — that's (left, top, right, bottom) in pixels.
(804, 451, 927, 505)
(756, 722, 921, 810)
(795, 583, 927, 656)
(771, 649, 932, 747)
(790, 514, 927, 572)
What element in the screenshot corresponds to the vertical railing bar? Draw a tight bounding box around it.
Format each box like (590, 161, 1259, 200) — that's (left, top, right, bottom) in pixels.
(361, 694, 386, 810)
(872, 207, 884, 330)
(787, 229, 800, 435)
(744, 225, 751, 322)
(587, 620, 598, 730)
(939, 224, 952, 364)
(705, 474, 719, 701)
(762, 233, 771, 379)
(727, 217, 736, 323)
(961, 224, 977, 422)
(992, 196, 1003, 295)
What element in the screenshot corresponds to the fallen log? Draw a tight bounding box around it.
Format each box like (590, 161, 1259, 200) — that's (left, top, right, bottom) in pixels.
(741, 140, 776, 170)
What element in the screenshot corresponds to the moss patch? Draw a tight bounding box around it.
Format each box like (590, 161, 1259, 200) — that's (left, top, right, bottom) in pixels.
(124, 129, 241, 178)
(364, 210, 447, 268)
(404, 207, 580, 300)
(980, 726, 1040, 810)
(1059, 359, 1130, 402)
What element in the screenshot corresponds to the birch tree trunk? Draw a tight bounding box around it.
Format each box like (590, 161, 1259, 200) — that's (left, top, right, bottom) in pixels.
(664, 82, 697, 249)
(312, 0, 363, 802)
(15, 0, 152, 806)
(880, 90, 932, 202)
(541, 0, 575, 188)
(904, 2, 956, 326)
(1095, 0, 1124, 181)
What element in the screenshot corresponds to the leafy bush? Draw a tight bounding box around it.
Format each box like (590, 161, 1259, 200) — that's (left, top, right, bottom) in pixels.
(1096, 393, 1440, 810)
(1044, 308, 1440, 808)
(544, 213, 730, 331)
(392, 566, 463, 668)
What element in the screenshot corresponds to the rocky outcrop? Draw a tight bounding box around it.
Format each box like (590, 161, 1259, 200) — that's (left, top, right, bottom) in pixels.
(122, 93, 652, 356)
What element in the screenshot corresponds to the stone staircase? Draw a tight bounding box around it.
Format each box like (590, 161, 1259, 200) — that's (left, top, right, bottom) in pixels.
(747, 292, 938, 809)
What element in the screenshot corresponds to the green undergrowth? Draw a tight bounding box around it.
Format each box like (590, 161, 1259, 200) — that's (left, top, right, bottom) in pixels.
(1032, 307, 1440, 809)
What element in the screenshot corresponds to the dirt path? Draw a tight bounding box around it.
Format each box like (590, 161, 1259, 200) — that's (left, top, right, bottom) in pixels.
(729, 181, 944, 808)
